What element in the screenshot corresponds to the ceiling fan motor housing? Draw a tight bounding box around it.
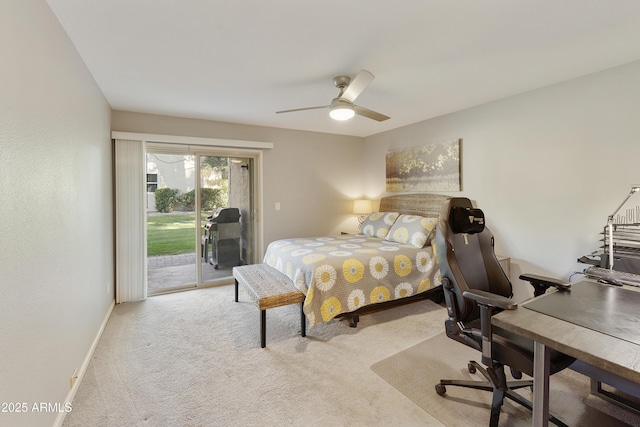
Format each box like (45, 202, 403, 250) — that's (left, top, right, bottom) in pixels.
(333, 75, 351, 89)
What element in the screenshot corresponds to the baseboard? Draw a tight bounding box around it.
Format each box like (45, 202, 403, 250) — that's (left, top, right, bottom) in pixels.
(52, 299, 115, 427)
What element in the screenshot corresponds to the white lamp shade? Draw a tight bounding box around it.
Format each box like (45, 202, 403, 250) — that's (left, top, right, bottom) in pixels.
(353, 199, 372, 214)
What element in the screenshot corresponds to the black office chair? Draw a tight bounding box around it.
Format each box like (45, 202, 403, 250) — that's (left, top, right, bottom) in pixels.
(434, 197, 574, 427)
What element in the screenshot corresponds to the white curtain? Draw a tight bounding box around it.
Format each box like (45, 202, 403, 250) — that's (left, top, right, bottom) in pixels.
(114, 139, 147, 303)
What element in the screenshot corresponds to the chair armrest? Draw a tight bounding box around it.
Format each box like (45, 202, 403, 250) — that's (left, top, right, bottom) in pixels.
(519, 273, 571, 297)
(463, 289, 517, 367)
(462, 289, 517, 310)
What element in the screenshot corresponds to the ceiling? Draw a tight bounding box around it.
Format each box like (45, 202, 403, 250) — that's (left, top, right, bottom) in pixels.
(47, 0, 640, 138)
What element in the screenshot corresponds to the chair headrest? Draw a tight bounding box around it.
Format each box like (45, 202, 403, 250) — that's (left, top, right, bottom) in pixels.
(451, 206, 485, 234)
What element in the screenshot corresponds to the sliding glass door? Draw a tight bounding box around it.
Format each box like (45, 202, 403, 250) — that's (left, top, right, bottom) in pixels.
(199, 155, 254, 283)
(146, 152, 197, 293)
(146, 146, 256, 295)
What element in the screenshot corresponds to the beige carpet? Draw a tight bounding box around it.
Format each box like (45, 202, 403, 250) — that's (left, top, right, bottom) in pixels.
(62, 285, 449, 427)
(371, 332, 640, 427)
(63, 284, 640, 427)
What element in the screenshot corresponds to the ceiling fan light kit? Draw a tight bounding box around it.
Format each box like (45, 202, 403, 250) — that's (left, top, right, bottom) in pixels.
(329, 99, 355, 121)
(276, 69, 390, 122)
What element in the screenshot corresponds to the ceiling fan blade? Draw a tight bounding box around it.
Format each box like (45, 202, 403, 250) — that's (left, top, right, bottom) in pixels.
(276, 105, 328, 114)
(354, 105, 390, 122)
(341, 69, 374, 103)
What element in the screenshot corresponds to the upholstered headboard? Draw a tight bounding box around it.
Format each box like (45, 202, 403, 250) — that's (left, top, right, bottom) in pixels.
(379, 193, 450, 217)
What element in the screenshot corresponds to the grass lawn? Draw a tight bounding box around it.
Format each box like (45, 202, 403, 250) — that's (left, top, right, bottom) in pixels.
(147, 212, 206, 256)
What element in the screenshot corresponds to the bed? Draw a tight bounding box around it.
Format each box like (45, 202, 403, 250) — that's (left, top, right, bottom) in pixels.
(263, 193, 450, 329)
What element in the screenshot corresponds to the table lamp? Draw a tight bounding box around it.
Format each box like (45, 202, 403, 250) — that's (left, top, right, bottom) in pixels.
(353, 199, 372, 228)
(607, 185, 640, 270)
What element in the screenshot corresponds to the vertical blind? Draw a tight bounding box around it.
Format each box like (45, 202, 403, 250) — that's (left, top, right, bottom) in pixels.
(114, 139, 147, 303)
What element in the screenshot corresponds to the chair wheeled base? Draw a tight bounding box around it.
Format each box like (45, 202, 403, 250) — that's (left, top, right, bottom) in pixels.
(436, 360, 568, 427)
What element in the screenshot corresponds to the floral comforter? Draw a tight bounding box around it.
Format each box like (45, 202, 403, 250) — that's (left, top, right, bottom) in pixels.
(263, 234, 441, 328)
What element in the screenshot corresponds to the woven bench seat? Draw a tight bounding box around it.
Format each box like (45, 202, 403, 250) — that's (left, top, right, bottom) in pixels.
(233, 263, 306, 348)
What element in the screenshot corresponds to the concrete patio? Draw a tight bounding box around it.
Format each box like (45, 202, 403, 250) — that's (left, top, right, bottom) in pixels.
(147, 253, 235, 294)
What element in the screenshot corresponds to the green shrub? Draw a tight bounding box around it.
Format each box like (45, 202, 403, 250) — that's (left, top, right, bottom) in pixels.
(180, 189, 196, 211)
(201, 187, 227, 211)
(155, 187, 228, 213)
(154, 188, 180, 212)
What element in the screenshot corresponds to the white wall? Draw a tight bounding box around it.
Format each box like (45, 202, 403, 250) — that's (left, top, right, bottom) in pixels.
(364, 61, 640, 301)
(111, 111, 365, 248)
(0, 2, 113, 426)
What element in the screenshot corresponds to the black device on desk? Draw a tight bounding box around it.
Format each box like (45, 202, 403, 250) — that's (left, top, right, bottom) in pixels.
(583, 266, 640, 287)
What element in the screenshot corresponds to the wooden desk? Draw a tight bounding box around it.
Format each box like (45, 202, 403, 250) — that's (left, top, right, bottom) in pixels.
(492, 279, 640, 427)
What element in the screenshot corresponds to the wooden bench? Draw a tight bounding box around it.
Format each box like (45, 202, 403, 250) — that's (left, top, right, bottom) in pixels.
(233, 264, 306, 348)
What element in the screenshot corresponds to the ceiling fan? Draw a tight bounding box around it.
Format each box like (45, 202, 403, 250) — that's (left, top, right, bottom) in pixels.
(276, 69, 390, 122)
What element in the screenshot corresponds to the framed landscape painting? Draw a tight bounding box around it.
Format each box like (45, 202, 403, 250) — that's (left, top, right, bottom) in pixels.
(386, 138, 461, 192)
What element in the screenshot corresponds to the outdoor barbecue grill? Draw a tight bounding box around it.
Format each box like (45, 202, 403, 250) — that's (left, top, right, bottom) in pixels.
(202, 207, 241, 269)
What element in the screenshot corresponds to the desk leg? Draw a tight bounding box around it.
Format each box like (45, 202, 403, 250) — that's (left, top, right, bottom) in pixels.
(533, 341, 550, 427)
